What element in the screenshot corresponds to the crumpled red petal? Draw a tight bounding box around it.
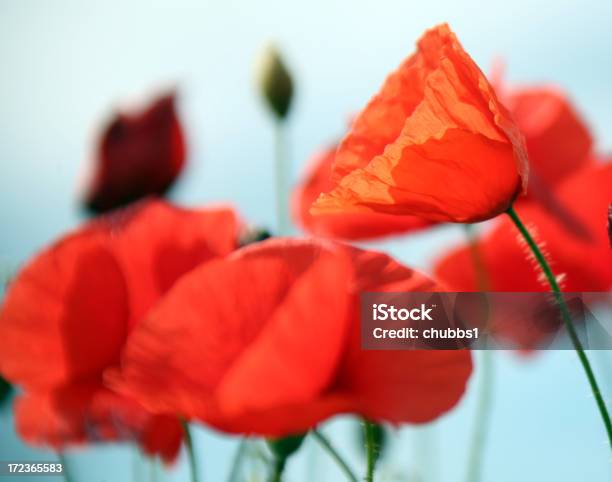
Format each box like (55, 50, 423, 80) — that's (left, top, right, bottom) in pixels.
(293, 146, 433, 240)
(312, 24, 528, 223)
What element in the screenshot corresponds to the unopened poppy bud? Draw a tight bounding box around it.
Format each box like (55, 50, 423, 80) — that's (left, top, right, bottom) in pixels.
(256, 44, 294, 120)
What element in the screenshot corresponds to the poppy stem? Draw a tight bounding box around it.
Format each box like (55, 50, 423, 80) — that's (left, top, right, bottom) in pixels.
(311, 429, 359, 482)
(363, 420, 377, 482)
(58, 453, 73, 482)
(226, 439, 248, 482)
(269, 458, 286, 482)
(506, 205, 612, 450)
(465, 350, 494, 482)
(181, 420, 200, 482)
(463, 224, 494, 482)
(274, 120, 289, 236)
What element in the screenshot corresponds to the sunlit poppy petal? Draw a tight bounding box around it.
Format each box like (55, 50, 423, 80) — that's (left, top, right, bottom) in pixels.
(293, 146, 433, 240)
(312, 24, 528, 223)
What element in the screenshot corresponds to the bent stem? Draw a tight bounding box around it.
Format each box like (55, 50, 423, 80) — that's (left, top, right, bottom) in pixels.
(463, 224, 494, 482)
(182, 420, 200, 482)
(506, 206, 612, 450)
(363, 420, 377, 482)
(311, 429, 359, 482)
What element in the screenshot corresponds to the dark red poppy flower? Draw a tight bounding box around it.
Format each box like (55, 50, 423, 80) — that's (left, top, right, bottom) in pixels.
(312, 24, 528, 223)
(501, 85, 593, 190)
(292, 145, 433, 240)
(0, 200, 241, 460)
(84, 93, 186, 213)
(434, 163, 612, 347)
(110, 238, 472, 436)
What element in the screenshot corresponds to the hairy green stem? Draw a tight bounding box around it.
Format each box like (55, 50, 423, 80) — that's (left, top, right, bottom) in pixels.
(311, 429, 359, 482)
(507, 206, 612, 450)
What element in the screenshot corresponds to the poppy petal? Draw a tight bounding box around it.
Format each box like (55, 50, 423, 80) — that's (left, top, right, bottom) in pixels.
(113, 239, 473, 435)
(505, 86, 593, 187)
(112, 239, 354, 424)
(293, 146, 433, 240)
(15, 384, 182, 463)
(435, 163, 612, 293)
(84, 93, 186, 213)
(338, 247, 473, 423)
(0, 234, 128, 389)
(312, 24, 528, 223)
(90, 199, 241, 329)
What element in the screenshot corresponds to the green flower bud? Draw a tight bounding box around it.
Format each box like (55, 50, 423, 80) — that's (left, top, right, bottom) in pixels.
(257, 44, 294, 120)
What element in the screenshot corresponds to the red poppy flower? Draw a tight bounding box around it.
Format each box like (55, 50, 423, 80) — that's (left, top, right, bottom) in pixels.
(292, 145, 433, 240)
(0, 199, 241, 460)
(15, 386, 183, 458)
(110, 239, 472, 436)
(434, 163, 611, 347)
(84, 93, 186, 213)
(499, 84, 593, 190)
(311, 24, 528, 223)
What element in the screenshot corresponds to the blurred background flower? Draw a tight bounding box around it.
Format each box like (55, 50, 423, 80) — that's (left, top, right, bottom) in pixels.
(83, 93, 186, 213)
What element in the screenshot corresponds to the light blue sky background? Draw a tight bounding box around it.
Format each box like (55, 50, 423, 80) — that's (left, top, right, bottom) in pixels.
(1, 0, 611, 481)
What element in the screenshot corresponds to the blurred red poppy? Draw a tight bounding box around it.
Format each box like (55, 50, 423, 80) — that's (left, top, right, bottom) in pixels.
(434, 163, 611, 347)
(0, 200, 241, 460)
(111, 238, 472, 436)
(293, 145, 433, 240)
(84, 93, 186, 213)
(311, 24, 528, 223)
(498, 83, 593, 190)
